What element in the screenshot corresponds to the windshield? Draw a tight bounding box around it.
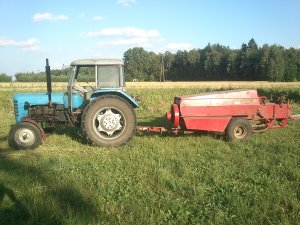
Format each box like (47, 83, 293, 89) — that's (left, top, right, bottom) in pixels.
(75, 66, 95, 82)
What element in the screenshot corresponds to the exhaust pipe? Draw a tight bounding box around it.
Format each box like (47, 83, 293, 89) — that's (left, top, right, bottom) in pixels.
(45, 58, 52, 106)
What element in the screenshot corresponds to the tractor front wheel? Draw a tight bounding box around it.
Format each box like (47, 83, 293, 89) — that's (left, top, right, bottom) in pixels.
(81, 95, 136, 147)
(225, 118, 252, 141)
(8, 122, 43, 149)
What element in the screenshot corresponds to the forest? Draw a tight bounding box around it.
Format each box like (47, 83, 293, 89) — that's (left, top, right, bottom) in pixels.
(1, 39, 299, 82)
(124, 39, 300, 82)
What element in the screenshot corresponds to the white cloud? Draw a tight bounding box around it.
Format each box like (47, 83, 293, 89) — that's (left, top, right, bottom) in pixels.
(0, 37, 39, 51)
(92, 16, 106, 21)
(33, 12, 69, 22)
(98, 37, 149, 48)
(84, 26, 192, 53)
(117, 0, 136, 7)
(167, 42, 193, 51)
(22, 46, 40, 52)
(86, 27, 160, 38)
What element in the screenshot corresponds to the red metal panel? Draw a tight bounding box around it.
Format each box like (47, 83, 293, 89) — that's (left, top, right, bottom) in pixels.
(183, 117, 232, 132)
(258, 104, 290, 119)
(180, 105, 259, 119)
(274, 104, 289, 118)
(257, 104, 274, 119)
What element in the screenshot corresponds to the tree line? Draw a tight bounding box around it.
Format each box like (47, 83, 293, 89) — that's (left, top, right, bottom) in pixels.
(124, 39, 300, 82)
(1, 39, 299, 82)
(13, 68, 94, 82)
(0, 73, 12, 82)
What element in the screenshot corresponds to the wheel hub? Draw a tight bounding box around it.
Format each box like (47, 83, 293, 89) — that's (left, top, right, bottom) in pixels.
(234, 126, 247, 139)
(96, 109, 122, 136)
(17, 128, 35, 144)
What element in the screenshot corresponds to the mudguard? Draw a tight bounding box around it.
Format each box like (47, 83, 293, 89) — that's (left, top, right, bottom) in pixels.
(91, 89, 139, 108)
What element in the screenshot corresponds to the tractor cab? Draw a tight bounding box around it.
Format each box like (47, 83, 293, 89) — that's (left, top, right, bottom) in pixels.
(69, 59, 125, 99)
(70, 59, 125, 89)
(65, 59, 137, 113)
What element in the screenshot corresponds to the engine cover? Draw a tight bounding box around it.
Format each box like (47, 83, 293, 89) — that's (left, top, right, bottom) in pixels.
(29, 105, 67, 125)
(13, 93, 84, 122)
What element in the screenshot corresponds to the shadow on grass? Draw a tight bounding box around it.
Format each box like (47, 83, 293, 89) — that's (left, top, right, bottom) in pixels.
(0, 135, 13, 152)
(0, 155, 103, 224)
(0, 135, 8, 142)
(0, 183, 31, 225)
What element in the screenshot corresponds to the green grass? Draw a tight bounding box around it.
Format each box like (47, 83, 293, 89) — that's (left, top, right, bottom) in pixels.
(0, 87, 300, 225)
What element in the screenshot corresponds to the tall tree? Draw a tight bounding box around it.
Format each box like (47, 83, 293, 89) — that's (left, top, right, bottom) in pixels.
(123, 47, 149, 81)
(258, 44, 270, 80)
(245, 39, 260, 80)
(171, 50, 188, 80)
(163, 51, 175, 81)
(268, 45, 285, 81)
(186, 49, 201, 80)
(284, 48, 298, 81)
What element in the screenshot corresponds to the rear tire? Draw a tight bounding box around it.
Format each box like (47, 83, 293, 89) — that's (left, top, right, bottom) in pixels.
(225, 118, 252, 141)
(8, 122, 43, 149)
(81, 95, 136, 147)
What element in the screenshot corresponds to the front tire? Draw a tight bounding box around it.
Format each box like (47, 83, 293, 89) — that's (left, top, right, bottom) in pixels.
(81, 95, 136, 147)
(225, 117, 252, 141)
(8, 122, 43, 149)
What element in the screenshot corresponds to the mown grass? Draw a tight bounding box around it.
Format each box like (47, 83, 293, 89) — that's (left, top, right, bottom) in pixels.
(0, 86, 300, 225)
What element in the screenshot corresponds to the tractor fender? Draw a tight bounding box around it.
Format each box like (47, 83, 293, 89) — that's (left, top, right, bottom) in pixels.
(21, 118, 46, 141)
(90, 89, 139, 108)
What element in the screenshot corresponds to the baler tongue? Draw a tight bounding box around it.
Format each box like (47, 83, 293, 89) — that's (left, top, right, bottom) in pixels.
(290, 114, 300, 120)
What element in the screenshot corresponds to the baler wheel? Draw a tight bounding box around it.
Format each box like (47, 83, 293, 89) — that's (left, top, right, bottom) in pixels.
(225, 118, 252, 141)
(81, 95, 136, 147)
(8, 122, 43, 149)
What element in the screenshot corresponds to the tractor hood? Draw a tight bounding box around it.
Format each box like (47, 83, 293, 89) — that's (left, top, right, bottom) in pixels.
(13, 93, 84, 122)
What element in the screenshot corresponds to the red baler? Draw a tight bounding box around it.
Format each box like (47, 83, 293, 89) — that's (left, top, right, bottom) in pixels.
(137, 89, 300, 141)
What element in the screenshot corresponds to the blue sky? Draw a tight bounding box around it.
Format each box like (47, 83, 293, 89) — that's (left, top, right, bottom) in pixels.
(0, 0, 299, 76)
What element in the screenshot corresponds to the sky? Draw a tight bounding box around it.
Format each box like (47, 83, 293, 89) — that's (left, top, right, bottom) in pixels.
(0, 0, 300, 76)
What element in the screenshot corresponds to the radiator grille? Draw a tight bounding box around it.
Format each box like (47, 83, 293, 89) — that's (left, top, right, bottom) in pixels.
(13, 99, 19, 116)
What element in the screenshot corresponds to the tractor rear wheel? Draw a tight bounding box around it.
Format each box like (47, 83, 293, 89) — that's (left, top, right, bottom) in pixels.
(8, 122, 43, 149)
(81, 95, 136, 147)
(225, 117, 252, 141)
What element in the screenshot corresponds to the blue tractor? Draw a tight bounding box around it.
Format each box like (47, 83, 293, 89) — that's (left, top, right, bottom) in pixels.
(9, 59, 139, 149)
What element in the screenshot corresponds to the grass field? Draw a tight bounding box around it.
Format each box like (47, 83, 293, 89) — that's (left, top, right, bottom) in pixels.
(0, 83, 300, 224)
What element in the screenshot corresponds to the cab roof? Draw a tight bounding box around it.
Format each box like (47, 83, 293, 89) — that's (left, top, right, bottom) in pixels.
(70, 59, 123, 66)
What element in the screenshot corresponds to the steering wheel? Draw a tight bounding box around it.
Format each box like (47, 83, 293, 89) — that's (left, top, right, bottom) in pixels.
(72, 83, 87, 93)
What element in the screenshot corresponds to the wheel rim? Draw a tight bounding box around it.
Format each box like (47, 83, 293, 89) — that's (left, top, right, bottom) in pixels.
(233, 125, 247, 139)
(16, 128, 35, 145)
(93, 107, 126, 139)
